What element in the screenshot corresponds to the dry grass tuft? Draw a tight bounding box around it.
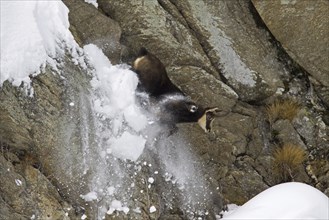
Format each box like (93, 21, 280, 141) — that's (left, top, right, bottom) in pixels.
(273, 143, 306, 182)
(266, 99, 300, 123)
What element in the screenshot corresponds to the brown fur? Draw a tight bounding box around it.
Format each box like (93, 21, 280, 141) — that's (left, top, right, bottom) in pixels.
(132, 47, 219, 132)
(132, 47, 183, 97)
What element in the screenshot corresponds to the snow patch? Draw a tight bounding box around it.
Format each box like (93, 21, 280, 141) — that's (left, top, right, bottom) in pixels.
(107, 186, 115, 196)
(281, 0, 297, 5)
(148, 177, 155, 184)
(219, 204, 240, 218)
(80, 191, 98, 202)
(109, 131, 146, 161)
(149, 206, 156, 213)
(0, 1, 80, 88)
(221, 182, 329, 219)
(84, 0, 98, 8)
(133, 207, 141, 213)
(107, 200, 129, 215)
(15, 179, 22, 186)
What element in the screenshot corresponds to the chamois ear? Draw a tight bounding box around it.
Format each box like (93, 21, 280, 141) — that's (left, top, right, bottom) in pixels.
(138, 47, 148, 57)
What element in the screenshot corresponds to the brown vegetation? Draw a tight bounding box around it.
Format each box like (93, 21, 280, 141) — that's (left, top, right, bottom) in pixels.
(272, 143, 306, 182)
(266, 99, 300, 123)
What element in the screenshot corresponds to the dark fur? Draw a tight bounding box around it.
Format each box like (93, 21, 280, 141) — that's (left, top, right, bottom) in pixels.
(158, 98, 204, 123)
(133, 47, 183, 97)
(132, 47, 206, 124)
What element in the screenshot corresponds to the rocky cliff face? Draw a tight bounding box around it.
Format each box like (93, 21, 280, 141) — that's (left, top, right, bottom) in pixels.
(0, 0, 328, 219)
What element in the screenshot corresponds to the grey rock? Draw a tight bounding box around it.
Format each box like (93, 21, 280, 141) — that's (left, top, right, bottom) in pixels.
(252, 0, 329, 87)
(63, 0, 122, 64)
(315, 85, 329, 108)
(0, 56, 93, 218)
(165, 0, 285, 102)
(0, 154, 71, 220)
(0, 82, 34, 151)
(97, 0, 219, 76)
(222, 160, 269, 205)
(167, 66, 238, 111)
(272, 119, 306, 148)
(293, 110, 317, 148)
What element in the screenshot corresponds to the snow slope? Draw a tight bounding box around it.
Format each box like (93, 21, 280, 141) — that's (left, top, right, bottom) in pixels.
(221, 182, 329, 220)
(0, 1, 80, 87)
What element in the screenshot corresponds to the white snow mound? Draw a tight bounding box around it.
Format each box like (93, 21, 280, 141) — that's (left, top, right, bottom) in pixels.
(222, 182, 329, 219)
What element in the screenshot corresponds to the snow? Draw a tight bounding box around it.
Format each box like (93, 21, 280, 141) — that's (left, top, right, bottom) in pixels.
(80, 191, 98, 202)
(107, 186, 115, 196)
(149, 206, 156, 213)
(109, 131, 146, 161)
(84, 0, 98, 8)
(281, 0, 297, 5)
(148, 177, 155, 184)
(221, 182, 329, 219)
(133, 207, 141, 214)
(218, 204, 239, 218)
(84, 44, 148, 133)
(83, 44, 148, 161)
(15, 179, 22, 186)
(0, 1, 79, 88)
(107, 200, 129, 215)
